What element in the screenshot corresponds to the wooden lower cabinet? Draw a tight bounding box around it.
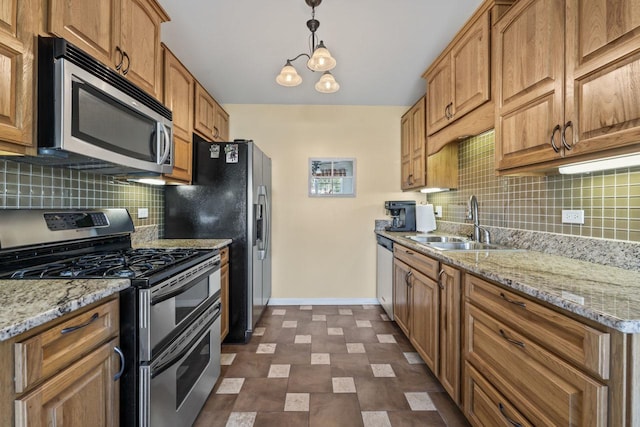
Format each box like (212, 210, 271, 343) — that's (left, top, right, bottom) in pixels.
(392, 258, 411, 336)
(409, 268, 439, 373)
(220, 246, 230, 341)
(438, 264, 461, 402)
(15, 338, 120, 427)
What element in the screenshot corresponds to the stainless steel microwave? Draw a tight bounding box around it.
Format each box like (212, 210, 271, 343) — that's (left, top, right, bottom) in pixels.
(36, 37, 173, 176)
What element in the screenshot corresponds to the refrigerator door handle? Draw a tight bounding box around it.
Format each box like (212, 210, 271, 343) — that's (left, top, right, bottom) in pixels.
(263, 185, 270, 259)
(257, 185, 268, 260)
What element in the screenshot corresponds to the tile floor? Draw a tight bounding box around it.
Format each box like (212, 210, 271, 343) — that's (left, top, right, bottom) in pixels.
(194, 305, 470, 427)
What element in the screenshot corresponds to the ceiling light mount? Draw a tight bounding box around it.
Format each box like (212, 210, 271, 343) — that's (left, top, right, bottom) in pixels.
(276, 0, 339, 93)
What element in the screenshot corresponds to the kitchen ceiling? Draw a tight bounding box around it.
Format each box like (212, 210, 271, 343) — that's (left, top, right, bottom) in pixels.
(159, 0, 484, 106)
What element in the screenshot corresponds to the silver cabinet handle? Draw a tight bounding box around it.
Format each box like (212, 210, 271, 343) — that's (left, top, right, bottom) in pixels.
(499, 403, 523, 427)
(561, 120, 574, 151)
(499, 329, 525, 348)
(61, 313, 99, 335)
(438, 269, 445, 289)
(114, 46, 124, 70)
(499, 292, 526, 308)
(405, 270, 413, 287)
(550, 124, 561, 153)
(122, 51, 131, 75)
(114, 346, 125, 381)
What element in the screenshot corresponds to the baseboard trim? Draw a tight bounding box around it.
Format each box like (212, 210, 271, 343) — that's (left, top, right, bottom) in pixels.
(268, 298, 380, 306)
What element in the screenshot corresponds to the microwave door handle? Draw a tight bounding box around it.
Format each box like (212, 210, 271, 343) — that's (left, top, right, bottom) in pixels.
(158, 123, 172, 165)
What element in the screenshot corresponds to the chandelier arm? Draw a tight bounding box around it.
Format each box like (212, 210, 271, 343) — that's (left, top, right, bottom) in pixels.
(287, 53, 311, 64)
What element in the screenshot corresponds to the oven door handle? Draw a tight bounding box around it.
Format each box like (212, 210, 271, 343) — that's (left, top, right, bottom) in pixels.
(150, 302, 221, 379)
(151, 261, 220, 306)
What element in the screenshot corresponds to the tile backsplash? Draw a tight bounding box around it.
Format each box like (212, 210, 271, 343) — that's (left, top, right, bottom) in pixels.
(0, 159, 163, 227)
(428, 131, 640, 242)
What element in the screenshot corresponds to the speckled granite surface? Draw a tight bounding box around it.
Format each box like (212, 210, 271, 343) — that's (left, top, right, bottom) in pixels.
(131, 224, 159, 246)
(379, 230, 640, 333)
(137, 239, 232, 250)
(0, 278, 129, 341)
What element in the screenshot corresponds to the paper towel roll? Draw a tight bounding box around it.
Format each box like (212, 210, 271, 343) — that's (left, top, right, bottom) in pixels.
(416, 204, 437, 232)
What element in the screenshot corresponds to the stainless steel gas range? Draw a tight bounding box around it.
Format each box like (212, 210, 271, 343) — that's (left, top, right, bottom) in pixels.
(0, 209, 221, 427)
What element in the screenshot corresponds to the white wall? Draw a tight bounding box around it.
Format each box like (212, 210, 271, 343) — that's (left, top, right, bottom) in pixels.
(225, 104, 422, 301)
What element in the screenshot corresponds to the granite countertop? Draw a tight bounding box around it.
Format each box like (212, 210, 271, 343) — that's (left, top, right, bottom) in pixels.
(137, 238, 232, 250)
(0, 278, 129, 342)
(379, 231, 640, 333)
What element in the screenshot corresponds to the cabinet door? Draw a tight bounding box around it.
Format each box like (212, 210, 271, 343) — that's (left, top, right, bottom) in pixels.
(400, 114, 412, 189)
(494, 0, 565, 171)
(163, 47, 194, 141)
(410, 269, 439, 374)
(221, 262, 229, 341)
(393, 258, 411, 336)
(15, 339, 120, 427)
(194, 82, 216, 140)
(409, 98, 426, 188)
(214, 102, 229, 142)
(166, 135, 192, 183)
(119, 0, 165, 99)
(426, 56, 452, 135)
(564, 0, 640, 157)
(0, 0, 35, 152)
(48, 0, 119, 68)
(438, 264, 461, 403)
(451, 11, 490, 120)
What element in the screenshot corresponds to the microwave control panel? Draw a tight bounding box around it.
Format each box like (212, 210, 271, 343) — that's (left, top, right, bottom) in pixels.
(44, 212, 110, 230)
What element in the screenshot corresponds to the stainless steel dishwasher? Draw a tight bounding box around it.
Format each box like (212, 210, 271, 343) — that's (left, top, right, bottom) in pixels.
(376, 235, 394, 320)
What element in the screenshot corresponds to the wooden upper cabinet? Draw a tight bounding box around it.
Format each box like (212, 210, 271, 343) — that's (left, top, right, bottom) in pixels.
(495, 0, 565, 171)
(426, 58, 452, 135)
(400, 96, 426, 190)
(163, 46, 194, 183)
(119, 0, 167, 99)
(48, 0, 118, 68)
(496, 0, 640, 173)
(47, 0, 168, 100)
(194, 82, 229, 142)
(0, 0, 36, 154)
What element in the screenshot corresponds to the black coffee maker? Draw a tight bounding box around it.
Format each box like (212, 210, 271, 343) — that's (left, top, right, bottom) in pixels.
(384, 201, 416, 232)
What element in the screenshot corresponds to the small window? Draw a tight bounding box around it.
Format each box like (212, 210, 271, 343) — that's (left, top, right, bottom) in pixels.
(309, 158, 356, 197)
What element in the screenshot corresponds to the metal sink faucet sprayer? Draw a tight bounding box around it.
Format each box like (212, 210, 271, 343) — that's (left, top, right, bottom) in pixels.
(467, 195, 491, 244)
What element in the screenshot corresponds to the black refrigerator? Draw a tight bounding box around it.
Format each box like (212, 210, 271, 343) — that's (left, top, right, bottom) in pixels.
(164, 136, 272, 343)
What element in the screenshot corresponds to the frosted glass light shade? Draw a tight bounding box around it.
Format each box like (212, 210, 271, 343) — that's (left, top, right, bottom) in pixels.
(307, 41, 336, 71)
(276, 63, 302, 86)
(558, 153, 640, 174)
(315, 71, 340, 93)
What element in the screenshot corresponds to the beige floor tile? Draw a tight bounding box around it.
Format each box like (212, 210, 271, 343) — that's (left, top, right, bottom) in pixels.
(284, 393, 310, 411)
(311, 353, 330, 365)
(226, 411, 257, 427)
(295, 334, 312, 344)
(217, 378, 245, 394)
(339, 308, 353, 315)
(363, 305, 378, 310)
(272, 309, 286, 315)
(328, 327, 344, 336)
(256, 343, 277, 354)
(361, 411, 392, 427)
(380, 314, 390, 321)
(371, 364, 396, 377)
(221, 353, 237, 365)
(347, 343, 366, 353)
(405, 392, 436, 411)
(300, 305, 313, 310)
(356, 320, 372, 328)
(268, 364, 291, 378)
(332, 377, 356, 393)
(312, 314, 326, 321)
(253, 327, 266, 336)
(282, 320, 298, 328)
(377, 334, 396, 343)
(403, 352, 425, 364)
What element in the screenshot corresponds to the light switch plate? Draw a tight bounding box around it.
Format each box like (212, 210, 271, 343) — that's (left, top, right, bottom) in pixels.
(561, 209, 584, 224)
(138, 208, 149, 219)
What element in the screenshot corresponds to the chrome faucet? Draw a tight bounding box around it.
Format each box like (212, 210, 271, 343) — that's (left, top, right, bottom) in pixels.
(467, 195, 490, 244)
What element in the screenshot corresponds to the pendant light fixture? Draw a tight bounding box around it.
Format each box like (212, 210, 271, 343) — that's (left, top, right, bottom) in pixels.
(275, 0, 340, 93)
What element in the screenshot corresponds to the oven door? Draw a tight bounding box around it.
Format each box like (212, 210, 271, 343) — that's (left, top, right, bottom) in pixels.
(139, 257, 221, 361)
(140, 300, 221, 427)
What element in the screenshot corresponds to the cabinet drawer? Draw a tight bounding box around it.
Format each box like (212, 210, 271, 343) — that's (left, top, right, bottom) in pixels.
(465, 362, 533, 427)
(14, 298, 119, 393)
(394, 244, 439, 280)
(465, 274, 610, 379)
(220, 246, 229, 265)
(465, 303, 607, 427)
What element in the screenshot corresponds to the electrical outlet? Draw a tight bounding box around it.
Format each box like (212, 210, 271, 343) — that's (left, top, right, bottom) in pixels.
(138, 208, 149, 219)
(434, 206, 443, 218)
(561, 209, 584, 224)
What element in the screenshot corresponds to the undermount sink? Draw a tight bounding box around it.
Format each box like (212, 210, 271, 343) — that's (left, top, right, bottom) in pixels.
(406, 235, 466, 244)
(426, 241, 521, 251)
